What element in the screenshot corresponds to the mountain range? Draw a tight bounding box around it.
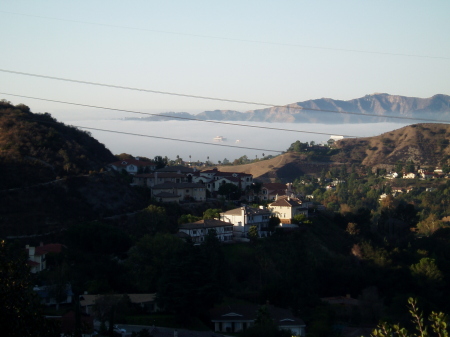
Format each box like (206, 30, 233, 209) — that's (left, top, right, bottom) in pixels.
(127, 93, 450, 124)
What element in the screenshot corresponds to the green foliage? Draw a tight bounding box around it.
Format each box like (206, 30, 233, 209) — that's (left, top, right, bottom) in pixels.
(239, 305, 291, 337)
(127, 233, 184, 292)
(410, 258, 444, 288)
(218, 183, 241, 200)
(134, 204, 172, 236)
(0, 241, 59, 337)
(203, 208, 222, 220)
(178, 214, 201, 224)
(371, 298, 449, 337)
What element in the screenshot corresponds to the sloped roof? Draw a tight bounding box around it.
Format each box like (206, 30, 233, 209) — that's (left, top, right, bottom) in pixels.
(27, 243, 64, 256)
(179, 219, 233, 230)
(152, 182, 205, 189)
(135, 172, 184, 178)
(109, 158, 155, 167)
(210, 304, 305, 326)
(79, 294, 156, 307)
(156, 165, 195, 173)
(221, 206, 271, 216)
(269, 197, 302, 208)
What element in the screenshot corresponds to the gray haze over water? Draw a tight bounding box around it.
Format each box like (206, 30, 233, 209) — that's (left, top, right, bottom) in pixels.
(71, 120, 412, 163)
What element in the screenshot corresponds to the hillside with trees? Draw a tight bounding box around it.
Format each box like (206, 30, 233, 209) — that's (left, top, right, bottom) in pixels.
(0, 100, 116, 189)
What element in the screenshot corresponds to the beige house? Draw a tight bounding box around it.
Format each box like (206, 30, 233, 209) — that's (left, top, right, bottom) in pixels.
(133, 172, 185, 187)
(178, 219, 234, 244)
(151, 182, 206, 202)
(268, 196, 308, 224)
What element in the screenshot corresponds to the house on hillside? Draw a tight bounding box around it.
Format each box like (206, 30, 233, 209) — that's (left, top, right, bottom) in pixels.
(268, 196, 308, 224)
(210, 304, 306, 336)
(220, 205, 272, 239)
(79, 294, 159, 314)
(26, 243, 63, 273)
(133, 172, 185, 187)
(178, 219, 234, 244)
(151, 182, 206, 202)
(107, 158, 156, 175)
(187, 168, 253, 194)
(259, 183, 291, 201)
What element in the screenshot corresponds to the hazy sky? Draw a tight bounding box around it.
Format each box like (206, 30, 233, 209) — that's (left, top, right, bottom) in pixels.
(1, 0, 449, 122)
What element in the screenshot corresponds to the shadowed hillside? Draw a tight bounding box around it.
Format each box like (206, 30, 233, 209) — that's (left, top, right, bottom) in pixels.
(0, 101, 116, 189)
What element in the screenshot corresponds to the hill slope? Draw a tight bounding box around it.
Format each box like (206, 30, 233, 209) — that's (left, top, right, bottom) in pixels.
(0, 101, 116, 188)
(333, 123, 450, 167)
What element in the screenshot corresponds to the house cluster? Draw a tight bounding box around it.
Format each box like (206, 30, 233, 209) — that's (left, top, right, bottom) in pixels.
(178, 194, 311, 243)
(131, 166, 254, 203)
(385, 167, 450, 180)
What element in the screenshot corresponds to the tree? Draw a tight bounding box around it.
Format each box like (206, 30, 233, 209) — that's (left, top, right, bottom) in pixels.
(218, 183, 241, 200)
(203, 208, 222, 220)
(410, 258, 444, 288)
(248, 225, 259, 241)
(0, 241, 59, 337)
(416, 214, 445, 236)
(153, 155, 167, 169)
(370, 298, 449, 337)
(127, 233, 184, 292)
(240, 305, 291, 337)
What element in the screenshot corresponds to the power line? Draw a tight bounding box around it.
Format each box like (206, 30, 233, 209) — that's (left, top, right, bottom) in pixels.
(29, 119, 284, 153)
(0, 92, 359, 138)
(1, 10, 448, 60)
(1, 69, 450, 124)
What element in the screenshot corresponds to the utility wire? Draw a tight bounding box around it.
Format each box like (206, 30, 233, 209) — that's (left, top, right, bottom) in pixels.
(0, 92, 359, 137)
(29, 119, 284, 153)
(1, 69, 450, 124)
(1, 10, 448, 60)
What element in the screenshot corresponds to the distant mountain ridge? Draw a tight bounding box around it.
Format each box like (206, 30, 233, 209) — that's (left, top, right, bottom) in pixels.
(130, 94, 450, 124)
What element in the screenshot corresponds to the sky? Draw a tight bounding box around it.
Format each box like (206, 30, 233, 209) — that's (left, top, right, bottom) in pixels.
(1, 0, 449, 122)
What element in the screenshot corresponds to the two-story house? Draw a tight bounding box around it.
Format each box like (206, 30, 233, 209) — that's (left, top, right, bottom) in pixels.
(178, 219, 234, 244)
(107, 158, 156, 175)
(151, 182, 206, 202)
(26, 243, 63, 273)
(220, 205, 272, 239)
(133, 172, 185, 187)
(268, 196, 308, 224)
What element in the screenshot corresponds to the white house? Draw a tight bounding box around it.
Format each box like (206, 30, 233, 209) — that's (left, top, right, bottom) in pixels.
(178, 219, 234, 244)
(220, 205, 272, 239)
(210, 304, 306, 336)
(268, 196, 308, 224)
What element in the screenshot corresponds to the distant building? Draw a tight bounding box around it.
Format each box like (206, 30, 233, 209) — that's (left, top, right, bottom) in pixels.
(107, 158, 156, 175)
(178, 219, 234, 244)
(220, 205, 272, 239)
(26, 243, 63, 273)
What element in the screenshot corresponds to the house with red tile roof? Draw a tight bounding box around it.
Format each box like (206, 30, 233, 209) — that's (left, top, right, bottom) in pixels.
(26, 243, 63, 273)
(107, 158, 156, 175)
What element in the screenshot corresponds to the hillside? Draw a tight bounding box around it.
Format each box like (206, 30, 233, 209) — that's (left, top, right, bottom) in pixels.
(0, 101, 116, 189)
(127, 93, 450, 124)
(333, 123, 450, 167)
(0, 101, 148, 236)
(216, 123, 450, 181)
(217, 152, 339, 182)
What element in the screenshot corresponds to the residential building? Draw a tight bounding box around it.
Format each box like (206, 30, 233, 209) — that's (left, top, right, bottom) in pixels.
(79, 294, 159, 314)
(133, 172, 185, 187)
(107, 158, 156, 175)
(26, 243, 63, 273)
(151, 182, 206, 202)
(220, 205, 272, 239)
(259, 183, 291, 201)
(268, 196, 308, 224)
(178, 219, 234, 244)
(210, 304, 306, 336)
